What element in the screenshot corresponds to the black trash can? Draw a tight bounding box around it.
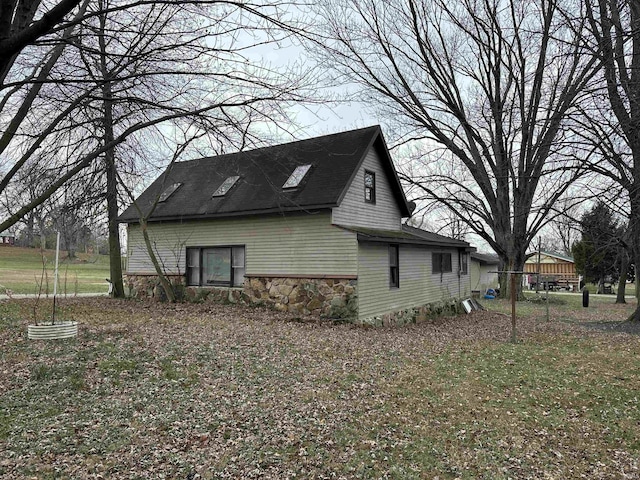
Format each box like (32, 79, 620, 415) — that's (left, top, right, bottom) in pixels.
(582, 288, 589, 308)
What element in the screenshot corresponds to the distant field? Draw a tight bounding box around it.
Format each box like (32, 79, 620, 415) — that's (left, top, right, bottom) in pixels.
(0, 246, 111, 295)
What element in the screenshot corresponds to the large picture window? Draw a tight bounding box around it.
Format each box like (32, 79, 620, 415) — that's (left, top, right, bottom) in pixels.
(432, 252, 452, 274)
(187, 246, 245, 287)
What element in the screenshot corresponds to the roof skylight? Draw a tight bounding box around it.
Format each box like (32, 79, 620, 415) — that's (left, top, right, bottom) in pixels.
(159, 183, 182, 202)
(212, 175, 240, 197)
(283, 164, 311, 189)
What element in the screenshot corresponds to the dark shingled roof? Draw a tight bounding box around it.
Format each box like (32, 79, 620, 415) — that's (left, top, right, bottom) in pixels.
(401, 224, 474, 249)
(118, 126, 411, 223)
(335, 224, 474, 250)
(471, 252, 500, 264)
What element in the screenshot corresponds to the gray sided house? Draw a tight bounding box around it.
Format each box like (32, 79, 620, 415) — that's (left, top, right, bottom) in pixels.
(470, 252, 500, 295)
(118, 126, 474, 324)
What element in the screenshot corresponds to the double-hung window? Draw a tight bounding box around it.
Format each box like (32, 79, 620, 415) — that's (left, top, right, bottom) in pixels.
(432, 252, 452, 274)
(186, 246, 245, 287)
(389, 244, 399, 288)
(460, 252, 468, 275)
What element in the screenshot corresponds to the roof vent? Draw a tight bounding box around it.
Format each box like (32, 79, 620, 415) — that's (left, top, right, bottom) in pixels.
(283, 164, 311, 189)
(212, 176, 240, 197)
(159, 183, 182, 202)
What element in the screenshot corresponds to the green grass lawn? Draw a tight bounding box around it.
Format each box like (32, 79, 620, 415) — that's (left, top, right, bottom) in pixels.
(0, 246, 111, 295)
(1, 297, 639, 478)
(484, 290, 638, 320)
(582, 281, 637, 297)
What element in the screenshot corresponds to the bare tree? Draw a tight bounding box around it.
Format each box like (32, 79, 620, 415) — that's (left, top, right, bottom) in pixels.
(1, 0, 314, 297)
(312, 0, 600, 295)
(116, 139, 197, 303)
(583, 0, 640, 320)
(0, 0, 84, 85)
(545, 197, 583, 256)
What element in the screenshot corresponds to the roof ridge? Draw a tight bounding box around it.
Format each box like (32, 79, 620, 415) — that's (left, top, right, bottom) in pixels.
(174, 125, 382, 165)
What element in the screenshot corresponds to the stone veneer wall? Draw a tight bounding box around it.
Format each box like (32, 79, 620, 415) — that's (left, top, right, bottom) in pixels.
(245, 277, 357, 319)
(358, 298, 464, 327)
(125, 274, 461, 326)
(126, 274, 186, 300)
(125, 274, 358, 321)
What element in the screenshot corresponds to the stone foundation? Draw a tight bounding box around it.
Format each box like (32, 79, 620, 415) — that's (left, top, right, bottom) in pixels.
(245, 276, 357, 320)
(125, 274, 460, 326)
(125, 274, 358, 320)
(126, 274, 186, 301)
(358, 298, 464, 327)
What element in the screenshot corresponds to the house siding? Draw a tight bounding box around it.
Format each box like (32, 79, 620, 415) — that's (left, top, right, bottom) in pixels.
(471, 261, 499, 293)
(357, 243, 470, 321)
(126, 211, 358, 277)
(331, 146, 403, 230)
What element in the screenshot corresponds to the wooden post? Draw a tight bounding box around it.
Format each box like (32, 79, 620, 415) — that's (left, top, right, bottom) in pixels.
(52, 232, 60, 325)
(511, 272, 517, 343)
(545, 280, 549, 322)
(536, 239, 541, 293)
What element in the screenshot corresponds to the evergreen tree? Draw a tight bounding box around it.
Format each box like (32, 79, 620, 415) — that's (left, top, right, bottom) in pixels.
(572, 202, 621, 291)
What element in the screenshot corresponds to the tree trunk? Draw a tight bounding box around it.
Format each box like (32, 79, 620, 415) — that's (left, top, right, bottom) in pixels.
(98, 4, 125, 298)
(628, 247, 640, 321)
(498, 244, 527, 300)
(627, 193, 640, 321)
(616, 254, 628, 304)
(141, 220, 176, 302)
(106, 149, 124, 298)
(62, 224, 76, 259)
(38, 216, 46, 250)
(25, 214, 34, 247)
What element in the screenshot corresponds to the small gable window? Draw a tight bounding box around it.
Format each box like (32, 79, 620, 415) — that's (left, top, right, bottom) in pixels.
(213, 176, 240, 197)
(159, 183, 182, 202)
(364, 170, 376, 203)
(283, 164, 311, 189)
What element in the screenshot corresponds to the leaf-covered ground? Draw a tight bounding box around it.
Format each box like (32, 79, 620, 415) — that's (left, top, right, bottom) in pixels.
(1, 297, 639, 479)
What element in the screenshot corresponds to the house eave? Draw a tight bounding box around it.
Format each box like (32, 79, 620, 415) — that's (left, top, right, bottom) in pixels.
(356, 233, 475, 250)
(335, 224, 473, 250)
(118, 204, 337, 224)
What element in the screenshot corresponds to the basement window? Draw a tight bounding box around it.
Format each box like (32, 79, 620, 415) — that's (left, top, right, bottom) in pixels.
(159, 183, 182, 202)
(283, 164, 311, 189)
(213, 176, 240, 197)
